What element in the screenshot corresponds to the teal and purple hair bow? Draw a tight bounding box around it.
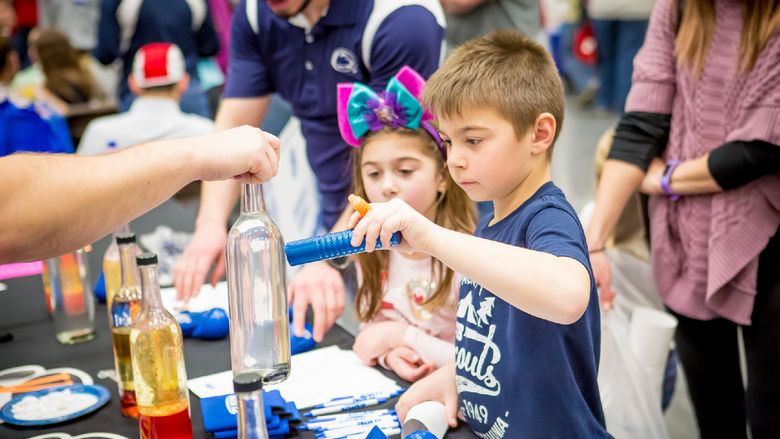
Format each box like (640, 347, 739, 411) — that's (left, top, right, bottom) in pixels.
(337, 66, 445, 158)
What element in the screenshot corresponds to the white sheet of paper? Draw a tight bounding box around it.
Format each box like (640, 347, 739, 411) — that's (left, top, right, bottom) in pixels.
(187, 346, 403, 408)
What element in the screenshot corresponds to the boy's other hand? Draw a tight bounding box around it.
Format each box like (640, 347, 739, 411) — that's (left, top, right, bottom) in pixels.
(352, 321, 407, 365)
(589, 250, 615, 310)
(287, 261, 345, 342)
(385, 346, 436, 382)
(347, 198, 434, 254)
(396, 361, 459, 427)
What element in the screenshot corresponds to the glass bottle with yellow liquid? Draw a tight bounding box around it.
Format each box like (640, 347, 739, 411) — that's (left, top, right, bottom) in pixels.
(110, 233, 142, 418)
(131, 253, 192, 439)
(103, 224, 130, 314)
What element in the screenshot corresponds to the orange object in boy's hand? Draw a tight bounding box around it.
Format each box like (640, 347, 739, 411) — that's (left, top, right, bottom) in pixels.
(348, 194, 372, 217)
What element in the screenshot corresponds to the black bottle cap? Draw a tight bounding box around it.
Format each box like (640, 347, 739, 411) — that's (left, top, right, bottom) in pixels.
(233, 371, 263, 393)
(116, 233, 136, 245)
(135, 252, 157, 266)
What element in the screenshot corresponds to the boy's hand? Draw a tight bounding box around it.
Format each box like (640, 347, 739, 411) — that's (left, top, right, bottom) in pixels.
(347, 198, 435, 254)
(352, 321, 407, 365)
(396, 361, 459, 427)
(288, 261, 345, 342)
(589, 250, 615, 311)
(385, 346, 436, 382)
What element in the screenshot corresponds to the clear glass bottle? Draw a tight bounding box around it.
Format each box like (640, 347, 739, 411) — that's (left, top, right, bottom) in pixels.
(43, 249, 96, 344)
(104, 224, 130, 315)
(131, 253, 192, 439)
(226, 184, 291, 384)
(110, 233, 142, 418)
(234, 371, 269, 439)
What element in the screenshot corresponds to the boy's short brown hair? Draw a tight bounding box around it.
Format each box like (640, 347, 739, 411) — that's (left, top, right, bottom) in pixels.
(422, 30, 565, 157)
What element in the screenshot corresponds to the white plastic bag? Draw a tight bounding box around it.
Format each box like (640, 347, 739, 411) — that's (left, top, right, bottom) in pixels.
(599, 309, 669, 439)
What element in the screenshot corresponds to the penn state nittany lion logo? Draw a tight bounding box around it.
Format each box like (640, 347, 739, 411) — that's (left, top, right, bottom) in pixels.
(330, 47, 358, 74)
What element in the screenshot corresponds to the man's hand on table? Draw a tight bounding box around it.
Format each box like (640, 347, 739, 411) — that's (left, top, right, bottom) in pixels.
(288, 261, 346, 342)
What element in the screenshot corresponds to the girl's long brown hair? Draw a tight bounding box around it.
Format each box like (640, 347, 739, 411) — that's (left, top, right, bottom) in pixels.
(673, 0, 780, 77)
(34, 28, 96, 103)
(351, 127, 477, 322)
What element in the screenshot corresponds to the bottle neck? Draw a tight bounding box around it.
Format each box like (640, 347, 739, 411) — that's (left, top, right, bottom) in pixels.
(240, 184, 265, 215)
(237, 390, 268, 439)
(118, 243, 139, 287)
(139, 264, 163, 312)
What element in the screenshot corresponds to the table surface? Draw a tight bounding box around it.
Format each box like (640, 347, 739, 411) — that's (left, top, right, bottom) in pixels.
(0, 199, 474, 439)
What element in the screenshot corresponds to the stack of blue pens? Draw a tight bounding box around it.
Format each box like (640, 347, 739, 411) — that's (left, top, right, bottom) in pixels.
(301, 409, 401, 439)
(302, 389, 405, 417)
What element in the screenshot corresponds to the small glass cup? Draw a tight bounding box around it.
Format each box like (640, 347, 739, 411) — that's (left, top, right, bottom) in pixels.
(43, 249, 96, 344)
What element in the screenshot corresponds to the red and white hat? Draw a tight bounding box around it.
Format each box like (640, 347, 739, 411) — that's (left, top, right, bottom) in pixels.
(132, 43, 185, 88)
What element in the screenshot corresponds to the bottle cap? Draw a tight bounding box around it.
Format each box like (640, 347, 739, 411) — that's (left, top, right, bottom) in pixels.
(136, 253, 158, 266)
(116, 233, 136, 245)
(233, 371, 264, 393)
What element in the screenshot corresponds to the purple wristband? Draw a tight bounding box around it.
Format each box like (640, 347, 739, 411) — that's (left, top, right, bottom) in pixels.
(660, 159, 682, 201)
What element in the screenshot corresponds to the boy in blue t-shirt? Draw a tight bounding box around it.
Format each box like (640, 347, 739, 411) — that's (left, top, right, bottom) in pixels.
(347, 30, 610, 438)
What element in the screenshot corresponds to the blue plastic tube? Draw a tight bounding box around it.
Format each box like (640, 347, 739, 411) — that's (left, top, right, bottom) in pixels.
(285, 230, 402, 266)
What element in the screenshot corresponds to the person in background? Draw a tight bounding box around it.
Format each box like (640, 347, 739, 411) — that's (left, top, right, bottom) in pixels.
(33, 28, 104, 106)
(323, 67, 476, 382)
(440, 0, 540, 53)
(354, 31, 608, 437)
(174, 0, 447, 343)
(0, 36, 74, 156)
(93, 0, 219, 117)
(0, 125, 280, 264)
(586, 0, 780, 437)
(77, 43, 213, 155)
(586, 0, 652, 114)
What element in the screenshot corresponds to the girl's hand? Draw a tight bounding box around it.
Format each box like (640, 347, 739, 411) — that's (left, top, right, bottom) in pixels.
(396, 361, 459, 427)
(347, 198, 436, 254)
(352, 321, 408, 366)
(639, 158, 665, 195)
(385, 346, 436, 382)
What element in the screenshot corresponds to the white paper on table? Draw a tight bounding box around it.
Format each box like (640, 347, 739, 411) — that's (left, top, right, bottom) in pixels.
(160, 281, 229, 314)
(187, 346, 403, 408)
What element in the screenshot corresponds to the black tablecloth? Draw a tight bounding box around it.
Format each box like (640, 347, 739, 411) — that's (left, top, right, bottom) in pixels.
(0, 199, 474, 438)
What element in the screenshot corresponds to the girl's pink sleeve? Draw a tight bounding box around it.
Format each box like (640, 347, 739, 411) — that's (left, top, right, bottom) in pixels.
(402, 325, 455, 368)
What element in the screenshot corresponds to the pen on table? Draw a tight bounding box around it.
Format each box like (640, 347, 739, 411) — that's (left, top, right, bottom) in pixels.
(348, 194, 371, 217)
(314, 419, 401, 438)
(306, 414, 400, 431)
(304, 398, 389, 417)
(305, 408, 396, 422)
(308, 389, 405, 409)
(327, 427, 402, 439)
(305, 412, 399, 428)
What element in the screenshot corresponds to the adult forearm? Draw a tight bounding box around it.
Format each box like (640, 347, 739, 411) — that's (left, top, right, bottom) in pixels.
(425, 226, 590, 325)
(0, 140, 199, 263)
(585, 160, 645, 249)
(667, 155, 723, 195)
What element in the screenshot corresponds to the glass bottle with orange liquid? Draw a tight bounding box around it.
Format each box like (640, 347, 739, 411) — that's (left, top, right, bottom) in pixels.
(131, 253, 192, 439)
(103, 224, 130, 315)
(110, 233, 142, 418)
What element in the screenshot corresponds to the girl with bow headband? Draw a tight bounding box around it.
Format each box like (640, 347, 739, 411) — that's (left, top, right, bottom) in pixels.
(334, 66, 477, 381)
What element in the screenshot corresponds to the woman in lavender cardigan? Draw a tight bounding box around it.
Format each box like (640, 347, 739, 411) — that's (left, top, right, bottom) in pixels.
(585, 0, 780, 437)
